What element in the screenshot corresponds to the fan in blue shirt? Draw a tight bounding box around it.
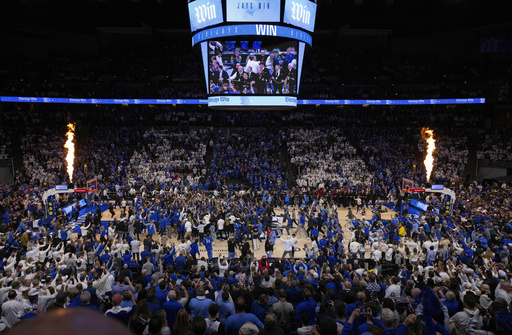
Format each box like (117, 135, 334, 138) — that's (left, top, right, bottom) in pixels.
(203, 235, 214, 259)
(225, 297, 263, 335)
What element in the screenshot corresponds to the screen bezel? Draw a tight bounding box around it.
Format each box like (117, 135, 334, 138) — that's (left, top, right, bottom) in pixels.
(204, 38, 304, 100)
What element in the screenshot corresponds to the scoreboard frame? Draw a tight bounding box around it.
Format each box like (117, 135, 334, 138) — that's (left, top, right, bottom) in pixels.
(187, 0, 318, 109)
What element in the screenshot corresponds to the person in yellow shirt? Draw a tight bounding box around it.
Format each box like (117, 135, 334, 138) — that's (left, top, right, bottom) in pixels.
(398, 224, 406, 242)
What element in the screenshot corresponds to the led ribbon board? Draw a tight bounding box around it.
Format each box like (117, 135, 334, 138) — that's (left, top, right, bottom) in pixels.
(0, 96, 486, 105)
(192, 24, 313, 46)
(208, 96, 297, 108)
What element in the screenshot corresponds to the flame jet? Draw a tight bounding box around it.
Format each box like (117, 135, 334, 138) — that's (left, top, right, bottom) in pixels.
(421, 127, 436, 182)
(64, 123, 75, 182)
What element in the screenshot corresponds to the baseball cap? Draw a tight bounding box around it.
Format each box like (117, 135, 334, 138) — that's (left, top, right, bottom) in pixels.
(28, 288, 39, 297)
(239, 322, 259, 335)
(112, 294, 123, 304)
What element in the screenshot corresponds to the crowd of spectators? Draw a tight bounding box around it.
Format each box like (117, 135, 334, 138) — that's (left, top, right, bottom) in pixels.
(496, 64, 512, 104)
(0, 101, 511, 335)
(344, 127, 422, 194)
(207, 129, 287, 192)
(418, 129, 469, 184)
(0, 41, 204, 100)
(299, 42, 488, 100)
(0, 130, 10, 160)
(0, 102, 507, 194)
(73, 127, 139, 187)
(18, 128, 68, 186)
(0, 35, 496, 102)
(0, 159, 512, 335)
(3, 13, 512, 334)
(477, 128, 512, 162)
(128, 128, 209, 188)
(1, 102, 508, 195)
(286, 128, 373, 191)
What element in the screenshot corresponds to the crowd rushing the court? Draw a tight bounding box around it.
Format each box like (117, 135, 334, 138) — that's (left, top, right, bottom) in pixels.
(0, 103, 512, 333)
(1, 167, 512, 334)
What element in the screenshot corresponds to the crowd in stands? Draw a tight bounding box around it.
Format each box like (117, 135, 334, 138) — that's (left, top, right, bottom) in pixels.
(0, 103, 508, 194)
(298, 42, 488, 100)
(18, 129, 68, 186)
(0, 35, 496, 102)
(127, 128, 209, 188)
(0, 130, 10, 160)
(0, 40, 204, 100)
(0, 36, 511, 332)
(207, 129, 287, 192)
(344, 127, 421, 193)
(0, 158, 512, 334)
(0, 103, 510, 335)
(477, 128, 512, 162)
(497, 64, 512, 104)
(286, 128, 373, 190)
(418, 129, 469, 183)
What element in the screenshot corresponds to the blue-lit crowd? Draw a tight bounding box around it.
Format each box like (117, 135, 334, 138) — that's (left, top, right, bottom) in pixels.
(0, 110, 511, 335)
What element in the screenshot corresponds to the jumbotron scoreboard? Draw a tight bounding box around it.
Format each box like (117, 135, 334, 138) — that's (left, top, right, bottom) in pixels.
(188, 0, 317, 109)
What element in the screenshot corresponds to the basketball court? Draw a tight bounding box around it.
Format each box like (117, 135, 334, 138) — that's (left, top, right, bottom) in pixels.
(96, 203, 397, 260)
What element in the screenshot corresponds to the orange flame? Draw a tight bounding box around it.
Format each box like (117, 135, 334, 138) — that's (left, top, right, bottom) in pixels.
(421, 127, 436, 182)
(64, 123, 75, 182)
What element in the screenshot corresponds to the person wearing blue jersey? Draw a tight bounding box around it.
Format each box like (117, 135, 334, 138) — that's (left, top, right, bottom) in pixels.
(144, 221, 155, 236)
(225, 297, 263, 335)
(311, 226, 319, 241)
(163, 243, 176, 267)
(2, 212, 10, 226)
(158, 215, 166, 235)
(203, 234, 214, 259)
(190, 238, 200, 262)
(175, 219, 182, 239)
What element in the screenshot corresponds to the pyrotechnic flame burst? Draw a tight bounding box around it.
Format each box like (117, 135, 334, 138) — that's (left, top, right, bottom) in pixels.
(421, 127, 436, 182)
(64, 123, 75, 182)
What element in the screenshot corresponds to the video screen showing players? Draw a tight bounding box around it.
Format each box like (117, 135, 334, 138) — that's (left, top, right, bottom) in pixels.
(208, 40, 298, 95)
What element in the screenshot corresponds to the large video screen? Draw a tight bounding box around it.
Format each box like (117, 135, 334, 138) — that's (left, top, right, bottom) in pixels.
(189, 0, 224, 32)
(283, 0, 317, 32)
(226, 0, 281, 22)
(207, 40, 299, 96)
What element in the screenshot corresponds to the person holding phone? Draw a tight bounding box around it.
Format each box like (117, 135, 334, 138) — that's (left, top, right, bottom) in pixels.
(385, 276, 401, 298)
